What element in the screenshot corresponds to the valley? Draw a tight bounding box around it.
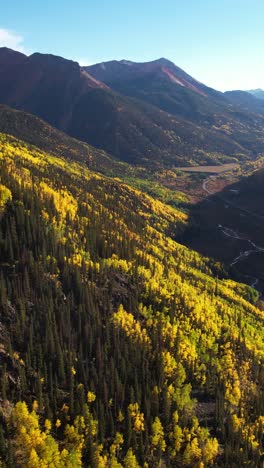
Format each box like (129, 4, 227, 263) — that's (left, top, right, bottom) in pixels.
(182, 160, 264, 294)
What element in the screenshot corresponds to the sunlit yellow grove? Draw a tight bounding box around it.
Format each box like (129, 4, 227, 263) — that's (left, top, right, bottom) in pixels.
(0, 133, 263, 466)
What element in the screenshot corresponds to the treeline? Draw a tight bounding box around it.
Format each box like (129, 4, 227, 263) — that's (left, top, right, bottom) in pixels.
(0, 134, 263, 466)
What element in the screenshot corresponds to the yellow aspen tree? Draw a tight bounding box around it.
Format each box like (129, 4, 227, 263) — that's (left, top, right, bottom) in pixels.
(123, 448, 140, 468)
(150, 417, 166, 455)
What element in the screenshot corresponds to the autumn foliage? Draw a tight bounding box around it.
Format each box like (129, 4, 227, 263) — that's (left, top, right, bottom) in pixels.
(0, 134, 263, 466)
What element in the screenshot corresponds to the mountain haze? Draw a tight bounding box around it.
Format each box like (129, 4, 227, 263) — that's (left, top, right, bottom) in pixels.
(248, 88, 264, 100)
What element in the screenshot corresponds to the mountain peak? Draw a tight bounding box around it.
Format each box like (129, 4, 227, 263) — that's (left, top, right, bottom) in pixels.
(0, 46, 26, 56)
(0, 47, 27, 66)
(28, 52, 79, 68)
(86, 56, 209, 98)
(120, 59, 134, 66)
(118, 57, 176, 69)
(153, 57, 175, 67)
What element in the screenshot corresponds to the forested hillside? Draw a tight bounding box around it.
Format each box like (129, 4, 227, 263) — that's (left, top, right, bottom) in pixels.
(0, 104, 130, 176)
(0, 134, 264, 467)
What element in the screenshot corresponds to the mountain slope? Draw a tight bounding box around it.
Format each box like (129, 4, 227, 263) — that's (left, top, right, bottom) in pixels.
(1, 48, 264, 167)
(0, 132, 264, 466)
(0, 105, 193, 209)
(0, 48, 108, 128)
(0, 104, 130, 175)
(86, 57, 226, 119)
(86, 58, 264, 148)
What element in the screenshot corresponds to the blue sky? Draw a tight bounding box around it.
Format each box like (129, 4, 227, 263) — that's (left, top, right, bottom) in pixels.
(1, 0, 263, 91)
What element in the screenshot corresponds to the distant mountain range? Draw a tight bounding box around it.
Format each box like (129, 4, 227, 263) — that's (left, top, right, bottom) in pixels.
(1, 47, 264, 167)
(248, 88, 264, 100)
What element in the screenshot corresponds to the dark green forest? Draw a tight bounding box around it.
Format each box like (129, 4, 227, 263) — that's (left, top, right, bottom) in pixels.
(0, 133, 264, 467)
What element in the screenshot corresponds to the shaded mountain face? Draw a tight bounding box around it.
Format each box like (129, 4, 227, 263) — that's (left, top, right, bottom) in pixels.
(0, 104, 127, 175)
(0, 48, 108, 129)
(86, 58, 228, 121)
(1, 48, 264, 167)
(86, 58, 253, 121)
(86, 57, 211, 96)
(0, 47, 26, 66)
(85, 59, 264, 159)
(0, 100, 244, 169)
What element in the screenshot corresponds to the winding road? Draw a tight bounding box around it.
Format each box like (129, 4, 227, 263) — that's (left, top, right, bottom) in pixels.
(203, 175, 264, 221)
(203, 175, 264, 291)
(218, 224, 264, 288)
(202, 175, 215, 195)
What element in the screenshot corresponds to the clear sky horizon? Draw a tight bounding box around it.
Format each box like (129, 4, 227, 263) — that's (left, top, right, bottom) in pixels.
(1, 0, 263, 92)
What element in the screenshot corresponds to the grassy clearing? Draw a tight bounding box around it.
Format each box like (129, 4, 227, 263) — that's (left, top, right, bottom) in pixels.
(177, 163, 240, 173)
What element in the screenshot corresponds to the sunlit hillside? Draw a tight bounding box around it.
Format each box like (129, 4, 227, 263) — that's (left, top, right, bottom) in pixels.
(0, 133, 264, 466)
